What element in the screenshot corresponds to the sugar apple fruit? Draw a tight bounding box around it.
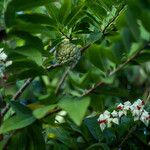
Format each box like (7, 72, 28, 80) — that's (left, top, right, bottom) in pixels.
(55, 39, 81, 67)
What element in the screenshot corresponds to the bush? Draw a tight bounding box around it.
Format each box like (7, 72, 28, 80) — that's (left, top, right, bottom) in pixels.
(0, 0, 150, 149)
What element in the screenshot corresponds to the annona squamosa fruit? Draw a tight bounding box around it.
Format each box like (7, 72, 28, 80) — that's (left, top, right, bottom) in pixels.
(55, 39, 81, 67)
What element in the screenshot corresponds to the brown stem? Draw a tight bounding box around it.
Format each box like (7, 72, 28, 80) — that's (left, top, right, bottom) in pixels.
(55, 66, 70, 95)
(12, 78, 34, 101)
(82, 43, 149, 96)
(0, 64, 62, 118)
(1, 78, 33, 117)
(102, 4, 126, 35)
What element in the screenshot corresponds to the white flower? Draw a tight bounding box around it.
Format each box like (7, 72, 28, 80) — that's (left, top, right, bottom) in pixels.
(5, 60, 12, 67)
(112, 118, 119, 125)
(130, 106, 143, 121)
(0, 48, 7, 61)
(97, 114, 107, 131)
(117, 103, 127, 117)
(140, 110, 150, 126)
(130, 99, 145, 121)
(111, 110, 119, 125)
(103, 110, 110, 116)
(117, 103, 124, 110)
(124, 101, 131, 110)
(111, 110, 118, 117)
(97, 111, 111, 131)
(98, 99, 149, 131)
(55, 110, 67, 124)
(132, 99, 145, 110)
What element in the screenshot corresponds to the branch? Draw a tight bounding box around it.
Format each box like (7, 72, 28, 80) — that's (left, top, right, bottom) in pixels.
(82, 43, 149, 96)
(59, 29, 71, 40)
(55, 66, 70, 95)
(81, 4, 126, 55)
(12, 78, 34, 101)
(0, 64, 62, 118)
(102, 4, 126, 35)
(118, 126, 137, 149)
(80, 44, 91, 54)
(46, 63, 61, 71)
(1, 78, 33, 117)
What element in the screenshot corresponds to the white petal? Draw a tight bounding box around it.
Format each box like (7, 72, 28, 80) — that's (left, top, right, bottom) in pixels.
(134, 115, 139, 121)
(124, 101, 131, 106)
(0, 52, 7, 61)
(99, 114, 104, 120)
(104, 110, 110, 116)
(100, 123, 106, 131)
(118, 111, 123, 117)
(112, 118, 119, 125)
(107, 122, 112, 128)
(117, 103, 124, 107)
(123, 110, 127, 116)
(5, 61, 12, 67)
(136, 99, 142, 105)
(111, 110, 118, 117)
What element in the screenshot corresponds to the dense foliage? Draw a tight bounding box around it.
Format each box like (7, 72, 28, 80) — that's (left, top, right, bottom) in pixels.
(0, 0, 150, 149)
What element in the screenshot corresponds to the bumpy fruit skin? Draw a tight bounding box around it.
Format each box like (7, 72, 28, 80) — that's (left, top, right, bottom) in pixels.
(55, 40, 81, 67)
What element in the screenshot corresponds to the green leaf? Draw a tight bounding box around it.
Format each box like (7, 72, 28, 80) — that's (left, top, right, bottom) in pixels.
(84, 116, 103, 140)
(7, 59, 45, 72)
(126, 9, 140, 41)
(9, 0, 55, 11)
(13, 46, 43, 66)
(12, 20, 52, 36)
(128, 42, 141, 58)
(58, 0, 72, 24)
(46, 126, 77, 149)
(140, 11, 150, 32)
(135, 51, 150, 63)
(45, 3, 59, 25)
(86, 0, 107, 21)
(33, 104, 57, 119)
(8, 129, 27, 150)
(58, 97, 90, 126)
(87, 143, 110, 150)
(17, 13, 56, 27)
(65, 4, 84, 28)
(0, 115, 36, 134)
(4, 0, 55, 27)
(10, 31, 43, 48)
(85, 44, 105, 71)
(8, 68, 46, 81)
(95, 87, 129, 97)
(28, 124, 45, 150)
(10, 101, 32, 116)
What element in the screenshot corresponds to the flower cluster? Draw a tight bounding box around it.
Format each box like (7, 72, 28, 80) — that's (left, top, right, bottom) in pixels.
(97, 99, 150, 131)
(0, 48, 12, 79)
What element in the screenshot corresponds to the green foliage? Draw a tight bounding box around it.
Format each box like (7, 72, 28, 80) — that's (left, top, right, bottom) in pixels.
(58, 96, 90, 125)
(0, 0, 150, 149)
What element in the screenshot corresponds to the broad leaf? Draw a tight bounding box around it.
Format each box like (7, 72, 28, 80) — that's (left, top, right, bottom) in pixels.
(58, 97, 90, 126)
(0, 115, 36, 134)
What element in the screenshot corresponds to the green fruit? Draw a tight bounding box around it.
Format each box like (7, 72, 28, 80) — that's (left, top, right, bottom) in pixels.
(55, 39, 81, 66)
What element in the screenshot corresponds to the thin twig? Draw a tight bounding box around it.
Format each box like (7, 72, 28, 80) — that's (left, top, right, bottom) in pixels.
(80, 44, 91, 54)
(59, 29, 71, 40)
(1, 78, 33, 117)
(0, 64, 63, 118)
(55, 66, 70, 95)
(102, 4, 126, 35)
(46, 63, 61, 71)
(12, 78, 34, 101)
(82, 42, 149, 96)
(118, 126, 137, 149)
